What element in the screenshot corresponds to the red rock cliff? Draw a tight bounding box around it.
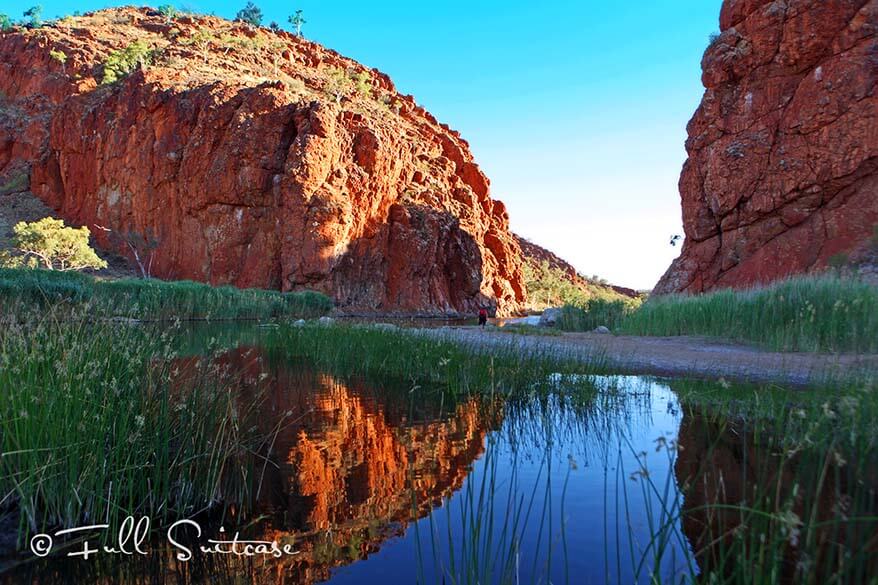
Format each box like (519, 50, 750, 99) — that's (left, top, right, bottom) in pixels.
(0, 7, 526, 315)
(656, 0, 878, 294)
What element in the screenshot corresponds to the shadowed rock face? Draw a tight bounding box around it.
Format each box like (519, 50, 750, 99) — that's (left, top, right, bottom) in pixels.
(0, 7, 526, 315)
(656, 0, 878, 294)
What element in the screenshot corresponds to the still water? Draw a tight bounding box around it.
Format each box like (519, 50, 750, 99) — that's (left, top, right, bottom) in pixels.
(6, 325, 870, 584)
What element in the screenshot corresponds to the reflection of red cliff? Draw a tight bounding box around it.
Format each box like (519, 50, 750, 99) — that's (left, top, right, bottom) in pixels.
(656, 0, 878, 293)
(0, 7, 525, 315)
(284, 374, 487, 531)
(200, 347, 494, 583)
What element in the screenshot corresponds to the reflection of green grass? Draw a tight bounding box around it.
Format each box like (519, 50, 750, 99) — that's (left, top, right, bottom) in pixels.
(637, 378, 878, 584)
(560, 275, 878, 353)
(0, 267, 332, 320)
(265, 323, 606, 398)
(0, 316, 276, 541)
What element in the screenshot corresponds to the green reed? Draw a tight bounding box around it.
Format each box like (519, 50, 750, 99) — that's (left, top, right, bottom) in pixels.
(623, 275, 878, 353)
(263, 323, 607, 399)
(0, 267, 333, 321)
(0, 313, 278, 543)
(629, 379, 878, 584)
(558, 275, 878, 353)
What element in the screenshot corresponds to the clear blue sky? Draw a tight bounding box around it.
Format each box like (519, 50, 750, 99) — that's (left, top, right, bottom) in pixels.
(14, 1, 722, 289)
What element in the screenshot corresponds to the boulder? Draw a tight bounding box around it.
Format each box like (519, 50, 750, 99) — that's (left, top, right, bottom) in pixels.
(539, 308, 563, 327)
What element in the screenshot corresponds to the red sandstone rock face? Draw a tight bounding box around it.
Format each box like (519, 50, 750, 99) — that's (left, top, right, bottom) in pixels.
(0, 8, 526, 315)
(656, 0, 878, 294)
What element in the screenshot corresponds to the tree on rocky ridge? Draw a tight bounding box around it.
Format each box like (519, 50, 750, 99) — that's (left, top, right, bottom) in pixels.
(235, 2, 263, 27)
(0, 14, 12, 31)
(22, 5, 43, 28)
(288, 9, 305, 36)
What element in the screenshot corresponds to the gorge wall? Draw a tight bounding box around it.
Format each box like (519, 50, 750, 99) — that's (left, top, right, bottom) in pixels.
(0, 7, 526, 315)
(656, 0, 878, 294)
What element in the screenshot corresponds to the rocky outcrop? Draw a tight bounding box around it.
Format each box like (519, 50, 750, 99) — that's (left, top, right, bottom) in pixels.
(0, 8, 526, 315)
(656, 0, 878, 294)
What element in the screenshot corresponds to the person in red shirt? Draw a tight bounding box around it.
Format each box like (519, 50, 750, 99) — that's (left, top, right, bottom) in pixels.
(478, 307, 488, 329)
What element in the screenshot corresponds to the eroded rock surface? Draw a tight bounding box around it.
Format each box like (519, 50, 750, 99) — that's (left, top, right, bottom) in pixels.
(0, 7, 526, 314)
(656, 0, 878, 293)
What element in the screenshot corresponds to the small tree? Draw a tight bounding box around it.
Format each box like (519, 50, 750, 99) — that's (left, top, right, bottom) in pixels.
(157, 5, 178, 22)
(0, 14, 13, 31)
(97, 225, 159, 278)
(325, 67, 352, 103)
(102, 40, 153, 85)
(235, 2, 263, 27)
(288, 9, 305, 36)
(22, 5, 42, 28)
(1, 217, 107, 271)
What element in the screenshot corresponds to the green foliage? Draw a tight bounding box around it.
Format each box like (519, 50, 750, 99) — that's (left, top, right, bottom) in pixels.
(523, 260, 630, 311)
(620, 275, 878, 353)
(288, 9, 305, 36)
(0, 268, 333, 320)
(102, 40, 153, 84)
(325, 67, 352, 102)
(352, 69, 371, 96)
(827, 252, 849, 271)
(1, 217, 107, 271)
(556, 298, 639, 332)
(184, 27, 214, 61)
(523, 260, 588, 308)
(0, 171, 28, 194)
(265, 324, 603, 398)
(235, 1, 263, 26)
(22, 5, 42, 28)
(0, 13, 13, 31)
(157, 4, 178, 20)
(49, 48, 67, 65)
(0, 317, 276, 534)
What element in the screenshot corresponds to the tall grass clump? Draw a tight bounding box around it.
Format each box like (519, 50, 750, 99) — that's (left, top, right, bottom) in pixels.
(556, 298, 639, 332)
(265, 324, 607, 399)
(621, 275, 878, 352)
(0, 268, 332, 320)
(0, 315, 279, 541)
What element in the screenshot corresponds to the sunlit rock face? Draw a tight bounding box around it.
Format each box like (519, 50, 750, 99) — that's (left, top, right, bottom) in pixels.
(656, 0, 878, 293)
(0, 7, 526, 315)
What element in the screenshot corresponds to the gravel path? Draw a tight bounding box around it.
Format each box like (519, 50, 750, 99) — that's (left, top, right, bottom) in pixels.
(414, 327, 878, 387)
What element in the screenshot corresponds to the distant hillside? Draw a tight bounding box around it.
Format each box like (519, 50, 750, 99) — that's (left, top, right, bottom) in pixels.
(514, 234, 639, 311)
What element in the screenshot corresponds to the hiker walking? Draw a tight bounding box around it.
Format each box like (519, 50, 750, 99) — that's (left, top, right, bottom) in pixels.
(478, 307, 488, 329)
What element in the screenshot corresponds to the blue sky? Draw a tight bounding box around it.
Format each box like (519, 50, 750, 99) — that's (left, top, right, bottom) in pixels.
(14, 1, 722, 289)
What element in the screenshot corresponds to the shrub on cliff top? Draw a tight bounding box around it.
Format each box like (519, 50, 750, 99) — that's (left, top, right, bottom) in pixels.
(0, 14, 13, 31)
(102, 40, 153, 84)
(157, 4, 178, 21)
(22, 5, 43, 29)
(235, 1, 263, 26)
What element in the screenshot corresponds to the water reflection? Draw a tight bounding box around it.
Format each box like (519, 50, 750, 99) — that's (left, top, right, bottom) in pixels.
(7, 328, 872, 584)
